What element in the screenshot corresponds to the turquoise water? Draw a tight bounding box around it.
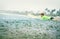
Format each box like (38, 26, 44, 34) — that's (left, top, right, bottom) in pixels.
(0, 14, 60, 39)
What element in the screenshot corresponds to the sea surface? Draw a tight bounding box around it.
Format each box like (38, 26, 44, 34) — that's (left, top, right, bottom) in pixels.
(0, 13, 60, 39)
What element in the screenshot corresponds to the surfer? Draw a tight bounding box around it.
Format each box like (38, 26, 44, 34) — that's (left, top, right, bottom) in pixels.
(40, 12, 54, 20)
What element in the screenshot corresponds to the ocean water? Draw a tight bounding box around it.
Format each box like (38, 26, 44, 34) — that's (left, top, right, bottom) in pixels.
(0, 13, 60, 39)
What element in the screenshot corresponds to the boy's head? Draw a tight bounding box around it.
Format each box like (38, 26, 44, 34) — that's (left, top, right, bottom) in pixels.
(40, 13, 44, 15)
(40, 13, 44, 17)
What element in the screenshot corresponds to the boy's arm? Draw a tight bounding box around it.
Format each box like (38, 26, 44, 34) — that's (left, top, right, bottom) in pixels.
(50, 17, 54, 20)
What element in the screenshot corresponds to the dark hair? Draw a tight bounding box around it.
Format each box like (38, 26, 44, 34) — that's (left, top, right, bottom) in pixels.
(40, 13, 44, 15)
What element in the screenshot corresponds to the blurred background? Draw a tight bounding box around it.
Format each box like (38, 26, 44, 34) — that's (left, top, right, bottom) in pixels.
(0, 0, 60, 39)
(0, 0, 60, 16)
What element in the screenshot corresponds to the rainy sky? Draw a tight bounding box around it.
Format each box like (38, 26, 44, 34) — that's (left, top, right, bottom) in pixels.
(0, 0, 60, 12)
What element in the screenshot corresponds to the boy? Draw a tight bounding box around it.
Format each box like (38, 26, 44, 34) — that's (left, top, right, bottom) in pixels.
(40, 13, 54, 20)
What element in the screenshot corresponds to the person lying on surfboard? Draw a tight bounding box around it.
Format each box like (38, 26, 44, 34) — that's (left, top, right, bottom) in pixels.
(40, 13, 54, 20)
